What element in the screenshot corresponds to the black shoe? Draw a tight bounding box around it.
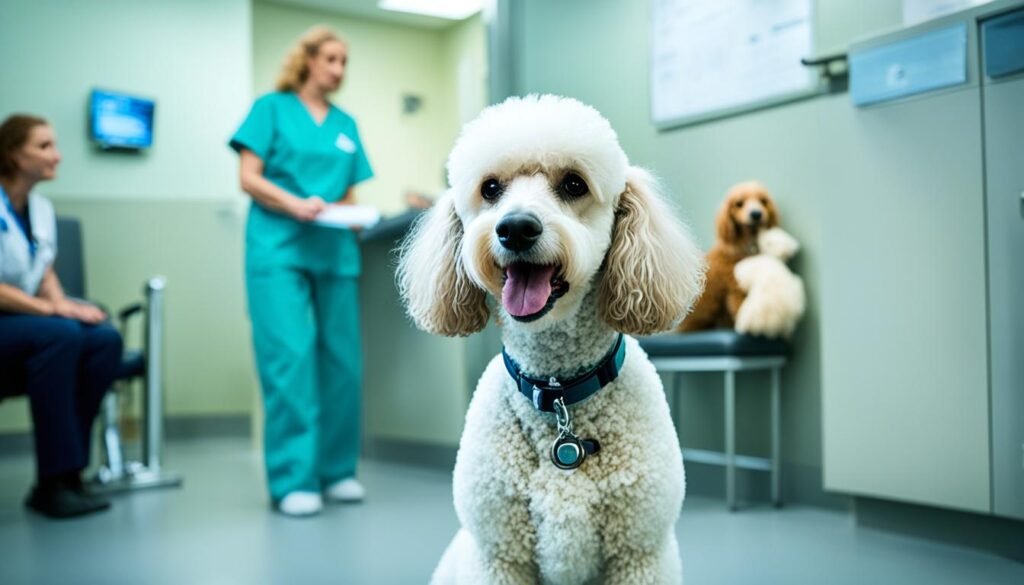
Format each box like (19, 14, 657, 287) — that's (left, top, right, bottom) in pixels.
(25, 483, 111, 519)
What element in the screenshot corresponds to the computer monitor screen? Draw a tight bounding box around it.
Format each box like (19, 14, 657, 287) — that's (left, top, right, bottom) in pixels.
(89, 89, 155, 149)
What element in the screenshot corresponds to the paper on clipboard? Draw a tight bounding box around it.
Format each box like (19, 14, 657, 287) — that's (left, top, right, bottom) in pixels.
(312, 204, 381, 229)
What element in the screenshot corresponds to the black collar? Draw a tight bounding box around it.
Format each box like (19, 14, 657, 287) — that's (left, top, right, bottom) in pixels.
(503, 333, 626, 413)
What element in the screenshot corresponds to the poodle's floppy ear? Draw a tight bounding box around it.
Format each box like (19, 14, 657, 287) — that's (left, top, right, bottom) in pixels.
(763, 192, 782, 229)
(715, 194, 740, 244)
(397, 192, 489, 337)
(598, 167, 706, 335)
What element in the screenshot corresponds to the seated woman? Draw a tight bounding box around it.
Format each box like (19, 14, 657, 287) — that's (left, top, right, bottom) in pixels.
(0, 114, 122, 519)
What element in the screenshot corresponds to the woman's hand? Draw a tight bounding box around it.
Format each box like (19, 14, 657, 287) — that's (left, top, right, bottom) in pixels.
(32, 297, 58, 317)
(287, 196, 327, 222)
(54, 299, 107, 324)
(75, 303, 107, 324)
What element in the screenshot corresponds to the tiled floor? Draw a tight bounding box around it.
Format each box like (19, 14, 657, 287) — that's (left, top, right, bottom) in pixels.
(0, 438, 1021, 584)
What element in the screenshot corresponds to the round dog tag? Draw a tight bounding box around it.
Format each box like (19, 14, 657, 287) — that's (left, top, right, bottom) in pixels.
(551, 435, 585, 470)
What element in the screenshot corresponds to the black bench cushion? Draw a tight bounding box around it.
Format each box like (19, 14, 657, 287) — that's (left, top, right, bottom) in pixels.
(638, 329, 788, 358)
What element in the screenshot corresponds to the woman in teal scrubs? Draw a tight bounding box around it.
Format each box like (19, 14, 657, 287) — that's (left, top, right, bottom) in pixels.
(229, 26, 373, 517)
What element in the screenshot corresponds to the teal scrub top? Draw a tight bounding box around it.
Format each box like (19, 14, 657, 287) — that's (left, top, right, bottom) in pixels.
(229, 92, 373, 276)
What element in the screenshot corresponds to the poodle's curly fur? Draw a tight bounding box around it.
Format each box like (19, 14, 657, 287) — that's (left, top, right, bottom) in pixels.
(397, 95, 706, 584)
(678, 181, 780, 332)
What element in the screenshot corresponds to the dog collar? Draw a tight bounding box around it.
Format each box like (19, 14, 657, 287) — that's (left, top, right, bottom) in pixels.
(503, 333, 626, 413)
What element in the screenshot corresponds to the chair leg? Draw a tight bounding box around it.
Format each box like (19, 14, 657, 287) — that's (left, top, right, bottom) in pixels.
(771, 366, 782, 507)
(725, 369, 736, 511)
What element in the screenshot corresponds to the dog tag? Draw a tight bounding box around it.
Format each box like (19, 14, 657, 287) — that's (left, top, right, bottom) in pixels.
(550, 435, 601, 470)
(549, 398, 600, 470)
(551, 433, 585, 470)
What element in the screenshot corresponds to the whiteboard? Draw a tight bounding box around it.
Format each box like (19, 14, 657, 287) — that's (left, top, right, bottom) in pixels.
(650, 0, 819, 128)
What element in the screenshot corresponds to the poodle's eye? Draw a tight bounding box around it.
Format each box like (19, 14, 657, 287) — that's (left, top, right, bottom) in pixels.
(734, 200, 744, 208)
(759, 197, 768, 205)
(560, 172, 589, 199)
(480, 178, 503, 202)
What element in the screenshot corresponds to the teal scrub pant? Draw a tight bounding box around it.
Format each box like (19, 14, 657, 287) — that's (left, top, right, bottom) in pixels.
(246, 266, 362, 502)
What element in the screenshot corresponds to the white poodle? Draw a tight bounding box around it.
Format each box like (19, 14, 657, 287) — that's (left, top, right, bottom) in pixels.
(397, 95, 706, 585)
(733, 227, 806, 338)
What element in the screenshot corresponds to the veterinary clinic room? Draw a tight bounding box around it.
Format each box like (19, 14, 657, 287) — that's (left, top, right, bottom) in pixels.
(2, 0, 1024, 583)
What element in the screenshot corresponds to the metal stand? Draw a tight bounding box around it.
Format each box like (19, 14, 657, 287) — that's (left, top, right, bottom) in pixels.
(90, 277, 182, 494)
(652, 355, 785, 511)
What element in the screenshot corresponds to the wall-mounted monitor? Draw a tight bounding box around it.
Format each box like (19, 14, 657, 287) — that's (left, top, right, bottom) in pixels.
(89, 88, 155, 150)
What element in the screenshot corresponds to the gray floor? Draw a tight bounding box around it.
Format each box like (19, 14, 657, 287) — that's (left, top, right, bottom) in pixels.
(0, 438, 1021, 585)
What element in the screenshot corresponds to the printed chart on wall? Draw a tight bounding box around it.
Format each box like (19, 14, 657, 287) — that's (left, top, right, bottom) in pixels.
(650, 0, 819, 128)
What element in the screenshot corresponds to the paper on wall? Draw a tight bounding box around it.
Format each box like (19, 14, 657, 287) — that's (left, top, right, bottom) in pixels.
(650, 0, 815, 125)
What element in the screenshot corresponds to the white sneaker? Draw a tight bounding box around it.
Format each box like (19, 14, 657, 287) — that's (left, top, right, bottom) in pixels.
(278, 491, 323, 517)
(325, 478, 365, 503)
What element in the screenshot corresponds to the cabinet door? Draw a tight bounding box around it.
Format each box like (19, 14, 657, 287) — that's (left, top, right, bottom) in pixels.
(983, 31, 1024, 520)
(821, 87, 991, 513)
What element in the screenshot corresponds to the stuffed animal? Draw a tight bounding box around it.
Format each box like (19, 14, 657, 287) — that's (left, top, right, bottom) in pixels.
(733, 227, 805, 338)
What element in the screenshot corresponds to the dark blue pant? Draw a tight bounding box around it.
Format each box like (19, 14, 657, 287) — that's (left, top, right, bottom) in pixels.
(0, 314, 123, 480)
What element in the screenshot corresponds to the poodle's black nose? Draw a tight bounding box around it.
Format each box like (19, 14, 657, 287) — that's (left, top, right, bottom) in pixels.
(750, 209, 763, 222)
(496, 212, 543, 252)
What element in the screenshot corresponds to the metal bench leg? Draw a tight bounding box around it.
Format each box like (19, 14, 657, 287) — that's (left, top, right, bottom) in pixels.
(725, 369, 736, 511)
(771, 366, 782, 507)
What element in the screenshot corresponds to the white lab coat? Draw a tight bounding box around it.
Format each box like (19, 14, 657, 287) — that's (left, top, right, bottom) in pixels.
(0, 192, 57, 296)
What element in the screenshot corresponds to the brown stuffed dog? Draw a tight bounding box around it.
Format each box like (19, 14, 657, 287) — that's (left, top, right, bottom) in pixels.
(678, 181, 780, 332)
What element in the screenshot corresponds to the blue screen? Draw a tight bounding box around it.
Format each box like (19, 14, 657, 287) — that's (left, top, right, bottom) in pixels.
(90, 89, 155, 149)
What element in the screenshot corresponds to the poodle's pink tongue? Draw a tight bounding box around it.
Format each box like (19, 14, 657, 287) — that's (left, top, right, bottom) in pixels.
(502, 264, 556, 317)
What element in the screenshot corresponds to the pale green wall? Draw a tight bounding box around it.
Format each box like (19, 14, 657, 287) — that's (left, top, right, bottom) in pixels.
(252, 2, 486, 214)
(508, 0, 905, 507)
(0, 0, 252, 200)
(442, 14, 489, 127)
(0, 0, 253, 433)
(51, 198, 257, 416)
(359, 15, 490, 446)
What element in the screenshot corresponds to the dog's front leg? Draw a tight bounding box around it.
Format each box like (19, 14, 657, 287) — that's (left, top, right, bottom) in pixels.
(450, 372, 539, 584)
(599, 431, 684, 585)
(431, 527, 536, 585)
(602, 534, 683, 585)
(459, 494, 537, 585)
(601, 511, 683, 585)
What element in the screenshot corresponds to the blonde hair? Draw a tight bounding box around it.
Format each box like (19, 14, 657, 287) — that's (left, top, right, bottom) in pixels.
(275, 25, 347, 93)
